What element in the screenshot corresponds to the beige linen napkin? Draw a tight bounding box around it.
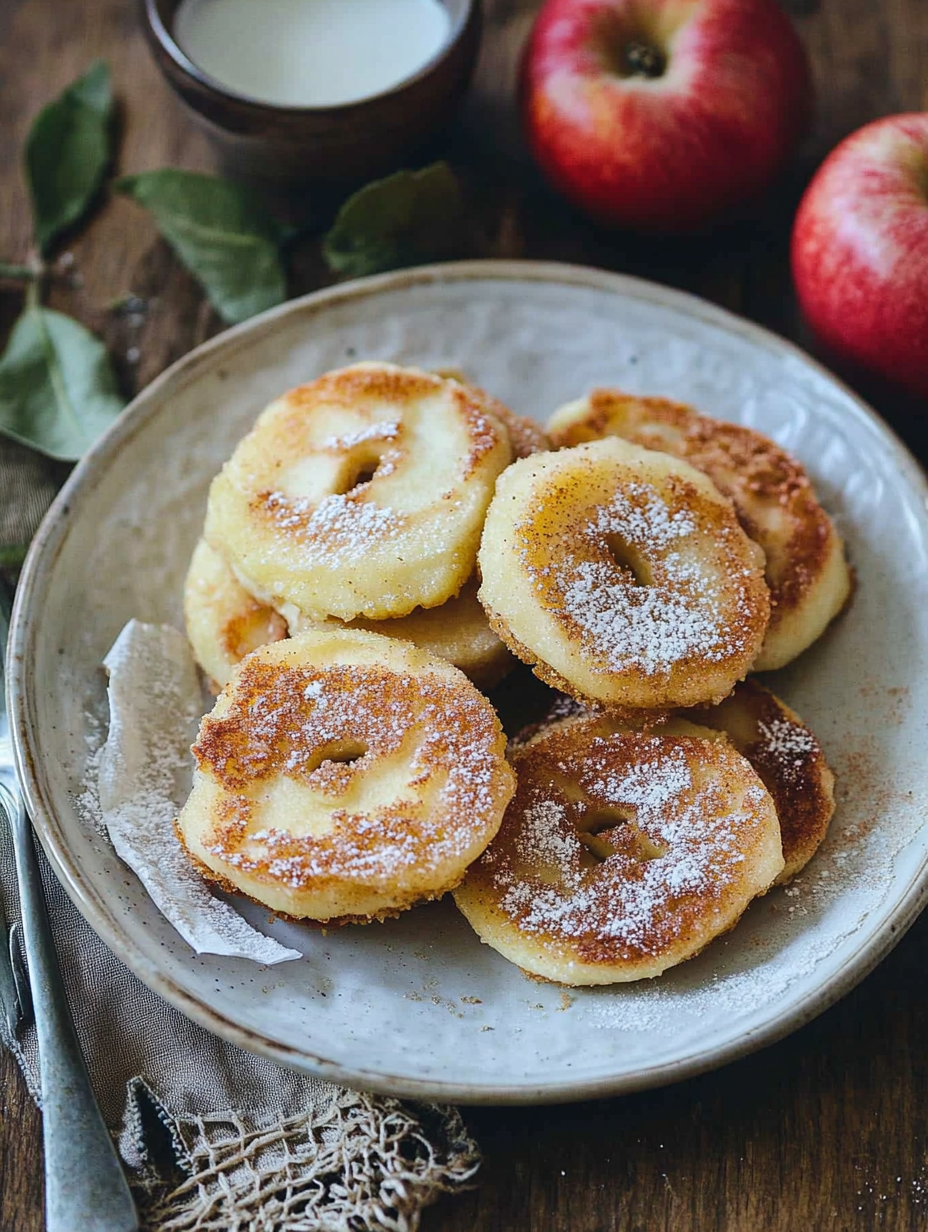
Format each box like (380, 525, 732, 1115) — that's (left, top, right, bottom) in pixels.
(0, 438, 479, 1231)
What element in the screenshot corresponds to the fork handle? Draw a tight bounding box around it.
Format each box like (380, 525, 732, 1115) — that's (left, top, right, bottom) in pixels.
(1, 782, 138, 1232)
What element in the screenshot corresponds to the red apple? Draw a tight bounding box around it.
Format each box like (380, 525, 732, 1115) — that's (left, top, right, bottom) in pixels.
(521, 0, 812, 232)
(792, 114, 928, 403)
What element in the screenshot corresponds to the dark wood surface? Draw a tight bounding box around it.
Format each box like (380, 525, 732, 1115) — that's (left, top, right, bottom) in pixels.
(1, 1, 928, 1228)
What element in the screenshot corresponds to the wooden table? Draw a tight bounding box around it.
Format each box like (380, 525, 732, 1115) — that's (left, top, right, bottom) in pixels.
(2, 1, 928, 1228)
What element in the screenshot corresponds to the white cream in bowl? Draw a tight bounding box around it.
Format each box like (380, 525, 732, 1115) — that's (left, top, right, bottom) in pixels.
(173, 0, 453, 108)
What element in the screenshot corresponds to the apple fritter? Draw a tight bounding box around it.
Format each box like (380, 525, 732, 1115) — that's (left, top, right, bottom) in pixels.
(176, 629, 515, 924)
(205, 362, 513, 623)
(184, 538, 287, 690)
(548, 390, 851, 669)
(454, 718, 783, 984)
(478, 437, 770, 709)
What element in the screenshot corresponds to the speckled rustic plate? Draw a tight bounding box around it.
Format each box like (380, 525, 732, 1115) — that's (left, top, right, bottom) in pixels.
(9, 261, 928, 1104)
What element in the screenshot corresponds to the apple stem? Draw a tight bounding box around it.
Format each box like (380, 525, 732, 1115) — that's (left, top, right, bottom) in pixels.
(623, 40, 666, 78)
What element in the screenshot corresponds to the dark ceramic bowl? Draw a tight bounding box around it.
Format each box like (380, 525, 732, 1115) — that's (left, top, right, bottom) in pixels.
(141, 0, 481, 182)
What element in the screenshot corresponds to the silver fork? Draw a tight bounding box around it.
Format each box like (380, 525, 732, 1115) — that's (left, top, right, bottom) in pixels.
(1, 920, 33, 1036)
(0, 583, 138, 1232)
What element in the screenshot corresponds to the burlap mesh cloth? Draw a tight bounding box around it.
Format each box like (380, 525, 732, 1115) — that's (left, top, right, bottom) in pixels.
(0, 438, 480, 1231)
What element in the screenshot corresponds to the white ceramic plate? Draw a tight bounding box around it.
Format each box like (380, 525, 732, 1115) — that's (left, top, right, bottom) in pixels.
(10, 262, 928, 1104)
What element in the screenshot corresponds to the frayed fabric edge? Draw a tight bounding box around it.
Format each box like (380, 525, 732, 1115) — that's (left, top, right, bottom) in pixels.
(122, 1080, 480, 1232)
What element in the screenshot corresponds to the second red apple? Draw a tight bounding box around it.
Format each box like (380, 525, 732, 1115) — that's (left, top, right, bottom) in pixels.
(792, 113, 928, 403)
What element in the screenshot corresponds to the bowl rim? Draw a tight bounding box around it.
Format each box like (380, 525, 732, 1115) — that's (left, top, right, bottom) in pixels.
(9, 259, 928, 1105)
(142, 0, 478, 115)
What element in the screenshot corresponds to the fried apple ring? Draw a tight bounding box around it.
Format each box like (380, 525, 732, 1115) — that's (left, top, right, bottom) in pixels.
(186, 538, 513, 690)
(548, 391, 851, 670)
(453, 719, 783, 984)
(205, 362, 513, 623)
(516, 679, 835, 884)
(470, 388, 550, 460)
(691, 679, 835, 883)
(429, 368, 551, 459)
(477, 438, 770, 709)
(176, 629, 515, 924)
(184, 538, 287, 690)
(287, 573, 514, 691)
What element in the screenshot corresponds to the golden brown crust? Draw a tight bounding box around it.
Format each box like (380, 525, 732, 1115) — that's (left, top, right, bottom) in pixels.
(176, 630, 515, 922)
(183, 538, 288, 690)
(453, 720, 783, 984)
(205, 362, 513, 622)
(478, 439, 770, 709)
(690, 679, 835, 883)
(549, 391, 851, 668)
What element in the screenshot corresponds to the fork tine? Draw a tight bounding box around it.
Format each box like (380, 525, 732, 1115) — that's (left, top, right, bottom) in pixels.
(9, 922, 32, 1031)
(0, 795, 23, 1042)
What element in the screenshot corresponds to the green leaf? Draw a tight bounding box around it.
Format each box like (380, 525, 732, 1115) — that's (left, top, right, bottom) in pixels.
(25, 61, 114, 254)
(115, 170, 288, 324)
(322, 162, 467, 278)
(0, 544, 29, 569)
(0, 305, 125, 461)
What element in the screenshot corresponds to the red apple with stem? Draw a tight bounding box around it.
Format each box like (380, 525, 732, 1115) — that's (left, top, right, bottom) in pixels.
(521, 0, 812, 232)
(791, 114, 928, 403)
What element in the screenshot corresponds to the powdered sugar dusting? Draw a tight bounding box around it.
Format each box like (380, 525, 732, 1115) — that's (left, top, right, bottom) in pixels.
(535, 483, 750, 677)
(593, 484, 695, 548)
(264, 490, 403, 561)
(515, 799, 576, 869)
(563, 559, 727, 674)
(489, 735, 772, 960)
(322, 419, 399, 450)
(757, 716, 817, 781)
(74, 715, 106, 836)
(590, 743, 693, 821)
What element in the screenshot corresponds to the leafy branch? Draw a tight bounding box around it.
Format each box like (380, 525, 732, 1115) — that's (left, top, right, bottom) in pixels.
(26, 59, 114, 255)
(322, 163, 466, 277)
(115, 170, 289, 325)
(0, 61, 124, 463)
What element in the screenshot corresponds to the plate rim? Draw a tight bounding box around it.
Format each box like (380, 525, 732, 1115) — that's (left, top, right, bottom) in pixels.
(8, 258, 928, 1105)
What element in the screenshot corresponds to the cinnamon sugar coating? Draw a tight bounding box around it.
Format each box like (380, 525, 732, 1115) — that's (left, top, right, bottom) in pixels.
(514, 678, 836, 885)
(428, 368, 551, 459)
(549, 391, 851, 670)
(204, 362, 512, 623)
(453, 719, 783, 984)
(176, 629, 515, 923)
(478, 438, 770, 709)
(184, 538, 287, 691)
(469, 387, 550, 459)
(691, 679, 835, 883)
